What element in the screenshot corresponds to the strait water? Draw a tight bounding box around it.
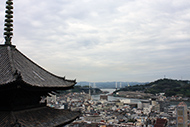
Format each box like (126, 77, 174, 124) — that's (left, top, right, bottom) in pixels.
(91, 89, 143, 103)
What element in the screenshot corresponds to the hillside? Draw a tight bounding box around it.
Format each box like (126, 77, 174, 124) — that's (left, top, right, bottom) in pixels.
(116, 78, 190, 97)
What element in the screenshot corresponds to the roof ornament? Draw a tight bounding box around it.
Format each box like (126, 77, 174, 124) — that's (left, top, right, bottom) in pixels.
(4, 0, 13, 45)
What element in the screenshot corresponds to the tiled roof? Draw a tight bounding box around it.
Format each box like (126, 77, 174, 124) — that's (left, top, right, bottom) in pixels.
(178, 101, 187, 106)
(0, 106, 80, 127)
(154, 118, 167, 127)
(0, 45, 76, 88)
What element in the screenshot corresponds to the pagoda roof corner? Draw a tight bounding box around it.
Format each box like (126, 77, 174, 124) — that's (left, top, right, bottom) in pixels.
(0, 45, 76, 89)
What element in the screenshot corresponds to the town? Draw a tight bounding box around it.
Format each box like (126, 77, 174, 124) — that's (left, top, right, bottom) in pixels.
(47, 88, 190, 127)
(0, 0, 190, 126)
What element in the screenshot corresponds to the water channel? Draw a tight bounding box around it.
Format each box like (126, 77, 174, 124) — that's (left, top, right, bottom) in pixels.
(91, 89, 143, 103)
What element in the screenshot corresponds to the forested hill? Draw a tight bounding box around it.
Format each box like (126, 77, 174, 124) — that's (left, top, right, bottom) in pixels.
(117, 78, 190, 97)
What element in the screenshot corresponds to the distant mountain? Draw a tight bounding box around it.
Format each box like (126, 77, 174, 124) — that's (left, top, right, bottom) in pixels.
(58, 86, 103, 95)
(116, 78, 190, 97)
(76, 81, 147, 89)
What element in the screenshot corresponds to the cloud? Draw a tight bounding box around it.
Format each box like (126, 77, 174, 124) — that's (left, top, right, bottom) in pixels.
(0, 0, 190, 82)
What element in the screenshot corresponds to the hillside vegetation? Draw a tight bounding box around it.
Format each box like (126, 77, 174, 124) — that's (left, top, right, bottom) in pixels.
(117, 78, 190, 97)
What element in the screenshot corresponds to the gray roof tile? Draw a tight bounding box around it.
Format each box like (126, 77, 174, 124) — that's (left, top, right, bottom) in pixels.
(0, 106, 80, 127)
(0, 45, 76, 88)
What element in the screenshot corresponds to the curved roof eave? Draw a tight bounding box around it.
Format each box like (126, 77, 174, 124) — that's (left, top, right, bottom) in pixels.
(0, 45, 77, 88)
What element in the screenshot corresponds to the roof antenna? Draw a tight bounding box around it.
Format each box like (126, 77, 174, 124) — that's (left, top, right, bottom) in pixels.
(4, 0, 13, 45)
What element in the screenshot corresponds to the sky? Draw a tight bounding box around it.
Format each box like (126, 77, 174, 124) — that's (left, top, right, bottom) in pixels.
(0, 0, 190, 82)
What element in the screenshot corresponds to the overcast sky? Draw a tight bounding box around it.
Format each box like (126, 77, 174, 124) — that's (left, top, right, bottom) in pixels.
(0, 0, 190, 82)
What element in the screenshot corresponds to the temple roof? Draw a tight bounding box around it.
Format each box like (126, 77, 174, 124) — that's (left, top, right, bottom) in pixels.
(0, 45, 76, 88)
(0, 106, 80, 127)
(0, 1, 79, 126)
